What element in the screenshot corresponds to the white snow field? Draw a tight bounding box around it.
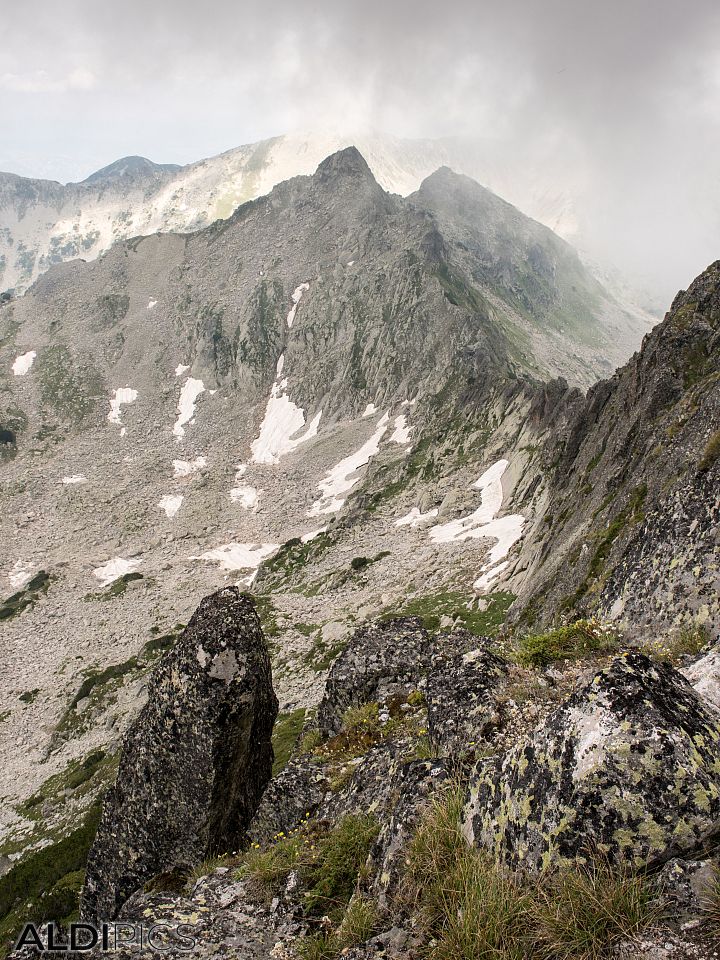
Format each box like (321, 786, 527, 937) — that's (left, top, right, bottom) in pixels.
(173, 377, 205, 439)
(193, 542, 279, 572)
(390, 414, 412, 444)
(250, 357, 321, 464)
(308, 412, 390, 516)
(12, 351, 36, 376)
(8, 560, 34, 589)
(107, 387, 139, 426)
(93, 557, 142, 587)
(61, 475, 88, 485)
(286, 283, 310, 328)
(395, 507, 439, 528)
(429, 459, 525, 591)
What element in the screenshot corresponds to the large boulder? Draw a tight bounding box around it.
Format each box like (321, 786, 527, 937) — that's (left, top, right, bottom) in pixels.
(81, 587, 278, 922)
(464, 653, 720, 872)
(317, 618, 429, 735)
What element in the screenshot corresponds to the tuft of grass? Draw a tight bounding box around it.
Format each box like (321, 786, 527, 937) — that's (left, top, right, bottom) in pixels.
(699, 430, 720, 472)
(530, 857, 658, 960)
(239, 815, 378, 920)
(401, 789, 657, 960)
(186, 855, 230, 890)
(297, 897, 377, 959)
(515, 619, 618, 668)
(701, 866, 720, 938)
(640, 623, 709, 664)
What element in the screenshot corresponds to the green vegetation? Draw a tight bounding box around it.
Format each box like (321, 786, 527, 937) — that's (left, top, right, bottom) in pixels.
(0, 571, 52, 622)
(84, 571, 144, 602)
(0, 802, 102, 956)
(381, 590, 515, 636)
(53, 655, 142, 746)
(401, 788, 657, 960)
(240, 814, 379, 922)
(699, 429, 720, 472)
(641, 622, 709, 664)
(36, 344, 104, 425)
(94, 293, 129, 327)
(297, 897, 376, 960)
(142, 623, 184, 659)
(20, 750, 115, 818)
(272, 708, 306, 776)
(301, 633, 347, 673)
(565, 484, 647, 611)
(18, 689, 40, 704)
(312, 696, 427, 769)
(350, 551, 391, 572)
(515, 619, 619, 668)
(240, 592, 280, 638)
(258, 533, 332, 588)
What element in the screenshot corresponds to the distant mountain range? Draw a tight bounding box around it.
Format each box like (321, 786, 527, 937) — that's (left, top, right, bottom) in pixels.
(0, 131, 650, 308)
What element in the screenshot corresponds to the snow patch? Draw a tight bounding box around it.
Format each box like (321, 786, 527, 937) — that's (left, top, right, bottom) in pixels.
(308, 413, 390, 516)
(286, 283, 309, 328)
(301, 527, 327, 543)
(8, 560, 34, 589)
(362, 403, 377, 418)
(395, 507, 439, 528)
(390, 414, 412, 445)
(251, 379, 321, 464)
(12, 351, 36, 376)
(93, 557, 142, 587)
(193, 542, 278, 571)
(175, 364, 190, 377)
(230, 466, 260, 509)
(173, 456, 206, 478)
(159, 495, 183, 518)
(428, 459, 525, 592)
(173, 377, 205, 440)
(147, 299, 157, 310)
(108, 387, 138, 426)
(61, 475, 87, 485)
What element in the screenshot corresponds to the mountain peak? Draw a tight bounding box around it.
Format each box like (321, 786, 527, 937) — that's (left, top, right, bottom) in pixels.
(314, 146, 377, 186)
(80, 156, 181, 186)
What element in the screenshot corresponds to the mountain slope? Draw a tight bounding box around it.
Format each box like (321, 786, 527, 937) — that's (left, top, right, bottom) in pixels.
(0, 152, 716, 895)
(510, 260, 720, 635)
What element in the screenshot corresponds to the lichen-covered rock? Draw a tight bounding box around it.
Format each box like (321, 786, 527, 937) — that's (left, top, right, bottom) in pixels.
(249, 757, 330, 847)
(683, 643, 720, 713)
(81, 587, 278, 922)
(317, 618, 429, 735)
(464, 653, 720, 873)
(656, 857, 717, 919)
(363, 759, 449, 914)
(426, 641, 508, 755)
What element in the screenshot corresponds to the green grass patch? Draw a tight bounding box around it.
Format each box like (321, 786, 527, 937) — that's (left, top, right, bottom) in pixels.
(240, 814, 379, 921)
(257, 533, 332, 588)
(0, 802, 101, 956)
(515, 620, 618, 668)
(699, 430, 720, 472)
(272, 708, 306, 776)
(83, 571, 144, 602)
(381, 590, 515, 636)
(401, 788, 658, 960)
(0, 571, 52, 622)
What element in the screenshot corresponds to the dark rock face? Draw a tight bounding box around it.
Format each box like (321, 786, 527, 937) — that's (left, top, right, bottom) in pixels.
(317, 618, 430, 736)
(81, 587, 278, 923)
(465, 653, 720, 873)
(426, 637, 508, 754)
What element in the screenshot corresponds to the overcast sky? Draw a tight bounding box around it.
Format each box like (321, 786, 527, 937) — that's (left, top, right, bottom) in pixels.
(2, 0, 719, 302)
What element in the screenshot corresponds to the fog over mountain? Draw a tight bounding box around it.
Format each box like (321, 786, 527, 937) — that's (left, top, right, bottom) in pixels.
(2, 0, 720, 303)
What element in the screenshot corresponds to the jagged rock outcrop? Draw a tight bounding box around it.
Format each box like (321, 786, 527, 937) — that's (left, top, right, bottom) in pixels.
(81, 587, 278, 923)
(426, 634, 508, 754)
(317, 618, 430, 735)
(464, 653, 720, 873)
(514, 261, 720, 638)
